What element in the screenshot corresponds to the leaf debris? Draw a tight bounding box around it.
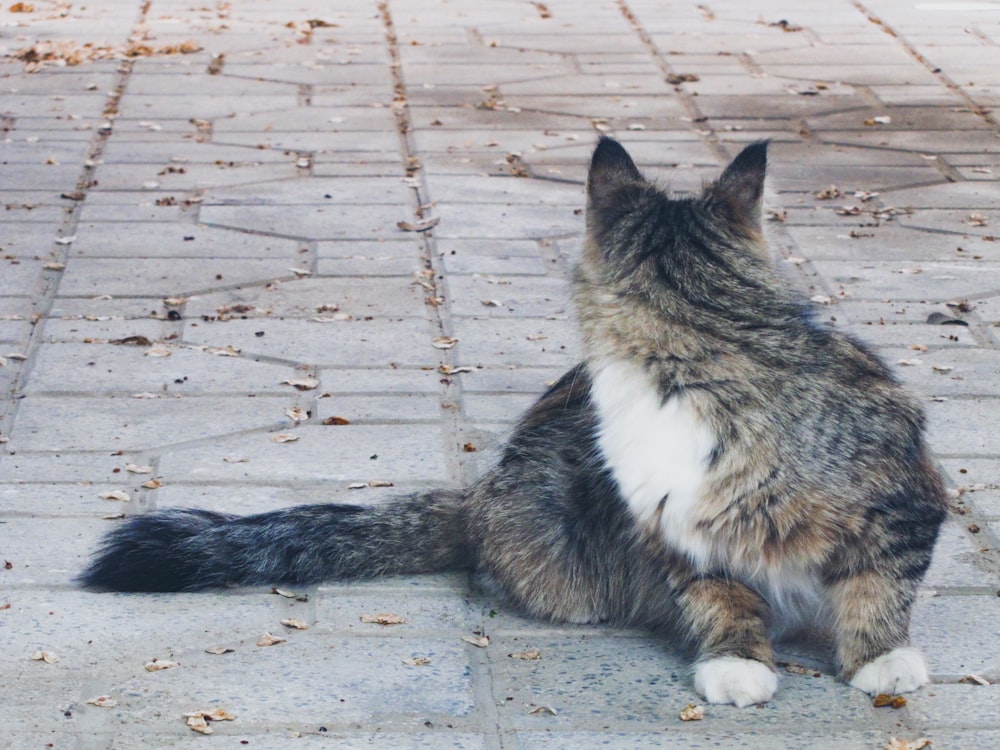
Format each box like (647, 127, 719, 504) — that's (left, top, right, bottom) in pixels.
(256, 632, 287, 647)
(360, 613, 407, 625)
(86, 695, 118, 708)
(679, 703, 705, 721)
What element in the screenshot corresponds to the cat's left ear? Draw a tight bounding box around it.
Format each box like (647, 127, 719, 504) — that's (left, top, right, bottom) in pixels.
(587, 137, 645, 210)
(707, 141, 768, 228)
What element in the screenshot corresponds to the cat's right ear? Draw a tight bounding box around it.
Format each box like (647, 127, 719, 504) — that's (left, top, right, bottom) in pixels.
(587, 137, 645, 209)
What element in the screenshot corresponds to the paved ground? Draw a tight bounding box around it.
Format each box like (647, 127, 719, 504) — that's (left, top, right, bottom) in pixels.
(2, 0, 999, 747)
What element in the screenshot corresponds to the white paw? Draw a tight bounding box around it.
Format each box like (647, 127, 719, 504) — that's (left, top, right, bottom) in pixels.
(694, 656, 778, 707)
(850, 647, 929, 695)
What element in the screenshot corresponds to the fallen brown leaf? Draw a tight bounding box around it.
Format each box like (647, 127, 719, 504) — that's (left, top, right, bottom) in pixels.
(145, 659, 179, 672)
(281, 377, 319, 391)
(397, 216, 440, 232)
(256, 632, 286, 647)
(360, 613, 407, 625)
(508, 649, 541, 660)
(679, 703, 705, 721)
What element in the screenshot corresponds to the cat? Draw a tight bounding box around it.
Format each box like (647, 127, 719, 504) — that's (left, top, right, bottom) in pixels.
(80, 137, 947, 708)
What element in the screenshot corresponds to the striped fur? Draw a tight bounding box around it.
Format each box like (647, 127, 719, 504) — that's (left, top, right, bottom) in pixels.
(81, 138, 947, 705)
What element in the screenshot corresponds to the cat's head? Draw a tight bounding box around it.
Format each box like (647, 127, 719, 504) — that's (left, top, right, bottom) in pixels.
(579, 137, 774, 307)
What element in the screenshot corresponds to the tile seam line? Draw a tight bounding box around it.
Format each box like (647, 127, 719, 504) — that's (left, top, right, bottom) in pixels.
(0, 4, 150, 436)
(376, 4, 507, 747)
(615, 0, 729, 163)
(852, 0, 1000, 133)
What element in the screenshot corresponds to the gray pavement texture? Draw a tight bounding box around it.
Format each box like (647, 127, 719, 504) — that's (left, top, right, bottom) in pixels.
(1, 0, 999, 747)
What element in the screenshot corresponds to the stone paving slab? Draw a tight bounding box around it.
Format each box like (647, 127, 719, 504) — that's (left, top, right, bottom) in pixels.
(3, 1, 1000, 748)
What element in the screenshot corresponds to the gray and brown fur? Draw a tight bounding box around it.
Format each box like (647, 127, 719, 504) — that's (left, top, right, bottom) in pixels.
(81, 138, 947, 688)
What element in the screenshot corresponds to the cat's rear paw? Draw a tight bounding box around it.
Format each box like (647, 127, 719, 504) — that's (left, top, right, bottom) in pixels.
(849, 647, 929, 695)
(694, 656, 778, 707)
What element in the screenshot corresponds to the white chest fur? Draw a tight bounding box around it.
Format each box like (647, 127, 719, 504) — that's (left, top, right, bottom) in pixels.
(589, 359, 717, 568)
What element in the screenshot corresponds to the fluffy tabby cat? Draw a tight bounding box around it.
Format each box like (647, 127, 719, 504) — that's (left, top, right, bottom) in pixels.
(81, 138, 947, 707)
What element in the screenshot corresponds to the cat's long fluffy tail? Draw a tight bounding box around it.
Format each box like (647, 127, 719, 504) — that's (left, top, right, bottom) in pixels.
(77, 490, 470, 592)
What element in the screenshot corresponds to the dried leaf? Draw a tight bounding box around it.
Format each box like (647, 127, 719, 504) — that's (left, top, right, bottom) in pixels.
(864, 115, 892, 126)
(144, 346, 172, 358)
(873, 693, 907, 709)
(967, 213, 988, 227)
(256, 632, 287, 647)
(86, 695, 117, 707)
(461, 634, 490, 648)
(280, 618, 309, 630)
(432, 336, 459, 349)
(186, 714, 212, 734)
(679, 703, 705, 721)
(30, 650, 59, 664)
(223, 455, 249, 463)
(884, 739, 931, 750)
(814, 185, 841, 200)
(270, 433, 299, 443)
(183, 707, 235, 734)
(145, 659, 179, 672)
(99, 490, 131, 502)
(282, 377, 319, 391)
(347, 482, 367, 489)
(403, 656, 431, 666)
(54, 236, 76, 245)
(481, 299, 503, 307)
(270, 587, 296, 598)
(508, 649, 541, 660)
(368, 479, 394, 488)
(528, 705, 558, 716)
(322, 416, 351, 425)
(142, 479, 163, 489)
(285, 406, 309, 422)
(204, 645, 234, 655)
(110, 335, 153, 346)
(397, 216, 440, 232)
(960, 674, 992, 686)
(163, 296, 189, 307)
(125, 463, 153, 474)
(43, 261, 66, 271)
(360, 613, 407, 625)
(439, 364, 476, 375)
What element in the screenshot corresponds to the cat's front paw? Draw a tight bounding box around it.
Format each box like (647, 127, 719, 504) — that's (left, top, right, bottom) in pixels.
(849, 647, 929, 695)
(694, 656, 778, 707)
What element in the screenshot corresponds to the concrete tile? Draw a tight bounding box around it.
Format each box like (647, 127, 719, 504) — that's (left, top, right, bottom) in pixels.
(923, 519, 998, 589)
(53, 257, 300, 297)
(912, 594, 1000, 676)
(926, 397, 1000, 456)
(9, 394, 290, 452)
(21, 343, 302, 395)
(197, 203, 407, 240)
(449, 317, 579, 367)
(157, 424, 448, 483)
(66, 221, 304, 258)
(184, 317, 437, 367)
(446, 275, 571, 319)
